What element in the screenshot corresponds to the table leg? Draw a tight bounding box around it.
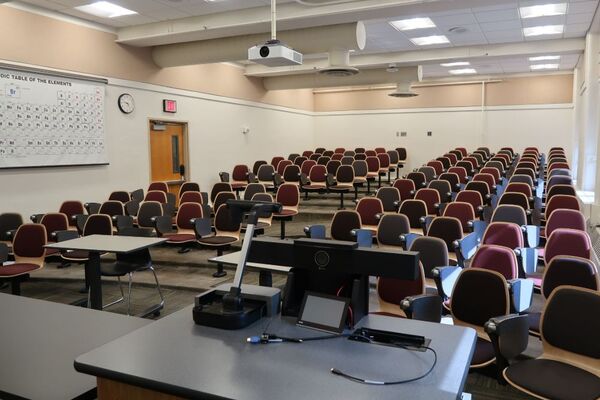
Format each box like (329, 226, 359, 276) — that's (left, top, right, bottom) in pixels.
(85, 251, 102, 310)
(259, 271, 273, 287)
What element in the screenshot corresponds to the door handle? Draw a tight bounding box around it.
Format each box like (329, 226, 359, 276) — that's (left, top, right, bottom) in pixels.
(179, 164, 185, 177)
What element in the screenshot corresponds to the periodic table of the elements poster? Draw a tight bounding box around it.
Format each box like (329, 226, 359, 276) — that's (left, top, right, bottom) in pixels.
(0, 67, 107, 168)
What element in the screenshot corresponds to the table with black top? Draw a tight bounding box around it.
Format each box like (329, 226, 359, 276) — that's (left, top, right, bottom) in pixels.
(46, 235, 166, 315)
(75, 306, 476, 400)
(0, 293, 150, 400)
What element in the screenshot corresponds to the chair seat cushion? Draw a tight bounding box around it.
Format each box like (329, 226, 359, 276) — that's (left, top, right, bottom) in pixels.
(274, 210, 298, 217)
(164, 233, 196, 243)
(45, 248, 61, 257)
(527, 312, 541, 335)
(471, 337, 496, 367)
(231, 183, 247, 190)
(330, 186, 352, 192)
(302, 184, 326, 190)
(505, 359, 600, 400)
(197, 236, 237, 246)
(0, 263, 39, 277)
(101, 261, 149, 277)
(61, 250, 90, 260)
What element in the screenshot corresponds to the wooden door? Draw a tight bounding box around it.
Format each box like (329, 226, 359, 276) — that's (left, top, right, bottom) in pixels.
(149, 122, 186, 197)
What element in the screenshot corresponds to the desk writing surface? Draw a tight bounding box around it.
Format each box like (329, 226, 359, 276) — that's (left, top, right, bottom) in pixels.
(209, 251, 291, 273)
(75, 306, 476, 400)
(46, 234, 166, 253)
(0, 293, 150, 400)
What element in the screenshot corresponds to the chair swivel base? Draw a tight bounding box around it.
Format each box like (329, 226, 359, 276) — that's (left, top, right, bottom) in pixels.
(213, 262, 227, 278)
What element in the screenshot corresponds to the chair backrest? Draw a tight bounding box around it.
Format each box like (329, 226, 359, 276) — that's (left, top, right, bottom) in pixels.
(276, 160, 293, 175)
(463, 156, 479, 169)
(12, 224, 47, 264)
(377, 153, 390, 169)
(546, 175, 573, 193)
(374, 147, 386, 154)
(179, 182, 201, 198)
(491, 205, 527, 225)
(244, 183, 266, 201)
(482, 222, 523, 249)
(541, 287, 600, 363)
(210, 182, 233, 203)
(341, 156, 354, 166)
(335, 165, 354, 185)
(464, 181, 490, 201)
(300, 160, 317, 176)
(58, 202, 84, 227)
(396, 147, 407, 161)
(99, 201, 125, 217)
(470, 244, 518, 280)
(276, 184, 300, 208)
(410, 236, 449, 279)
(180, 191, 204, 204)
(399, 199, 428, 229)
(257, 164, 275, 182)
(356, 198, 384, 226)
(448, 167, 468, 183)
(546, 209, 586, 238)
(352, 160, 368, 178)
(514, 168, 535, 182)
(406, 172, 426, 189)
(334, 147, 345, 154)
(472, 173, 496, 192)
(231, 165, 249, 182)
(144, 190, 168, 204)
(548, 168, 572, 179)
(344, 150, 356, 157)
(545, 228, 592, 264)
(444, 153, 457, 165)
(326, 160, 341, 176)
(137, 201, 163, 228)
(387, 150, 399, 164)
(317, 156, 331, 165)
(449, 149, 463, 161)
(505, 182, 532, 198)
(428, 180, 451, 201)
(438, 172, 460, 192)
(252, 160, 267, 175)
(542, 257, 599, 299)
(323, 150, 334, 157)
(436, 157, 451, 169)
(455, 190, 483, 211)
(508, 174, 534, 187)
(545, 195, 580, 219)
(108, 191, 130, 203)
(83, 214, 113, 236)
(331, 153, 343, 161)
(417, 166, 436, 182)
(330, 210, 362, 241)
(271, 156, 284, 168)
(283, 165, 301, 183)
(516, 161, 537, 172)
(376, 187, 401, 212)
(288, 153, 300, 162)
(309, 153, 321, 161)
(252, 193, 275, 225)
(451, 269, 509, 328)
(214, 204, 241, 238)
(393, 179, 416, 200)
(176, 202, 203, 230)
(548, 162, 570, 172)
(456, 161, 474, 174)
(485, 161, 505, 174)
(415, 188, 440, 215)
(355, 147, 366, 154)
(547, 184, 577, 202)
(315, 147, 326, 154)
(480, 167, 501, 183)
(293, 156, 307, 167)
(427, 161, 443, 175)
(302, 150, 313, 158)
(148, 181, 169, 193)
(213, 191, 236, 212)
(40, 213, 69, 241)
(377, 214, 410, 247)
(366, 156, 380, 173)
(308, 165, 327, 183)
(455, 147, 468, 157)
(377, 263, 425, 309)
(443, 202, 475, 233)
(426, 216, 463, 251)
(499, 192, 530, 211)
(499, 147, 514, 157)
(354, 153, 367, 161)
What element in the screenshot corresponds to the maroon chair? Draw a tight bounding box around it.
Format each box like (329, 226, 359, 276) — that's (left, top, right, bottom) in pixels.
(302, 150, 313, 158)
(326, 160, 341, 177)
(544, 195, 580, 221)
(300, 160, 317, 176)
(365, 150, 376, 157)
(0, 224, 46, 295)
(276, 160, 293, 176)
(480, 167, 501, 184)
(470, 244, 518, 280)
(448, 166, 468, 184)
(374, 147, 386, 154)
(438, 172, 461, 192)
(39, 213, 69, 257)
(443, 202, 475, 233)
(376, 153, 391, 185)
(273, 184, 300, 238)
(148, 181, 169, 193)
(331, 153, 343, 161)
(544, 209, 586, 239)
(399, 199, 428, 231)
(334, 147, 345, 154)
(197, 204, 241, 278)
(444, 153, 458, 165)
(455, 191, 484, 219)
(293, 156, 308, 167)
(230, 164, 249, 191)
(162, 202, 204, 250)
(59, 201, 85, 229)
(415, 188, 440, 215)
(482, 222, 523, 250)
(178, 182, 201, 199)
(108, 191, 130, 203)
(375, 263, 426, 318)
(455, 147, 468, 157)
(465, 181, 491, 205)
(210, 182, 233, 204)
(302, 165, 327, 199)
(213, 191, 236, 213)
(427, 160, 444, 176)
(505, 182, 533, 198)
(393, 179, 416, 200)
(282, 165, 301, 185)
(144, 191, 168, 204)
(426, 216, 463, 257)
(365, 156, 381, 193)
(355, 197, 384, 233)
(271, 156, 284, 168)
(180, 191, 204, 205)
(472, 173, 496, 193)
(544, 228, 592, 266)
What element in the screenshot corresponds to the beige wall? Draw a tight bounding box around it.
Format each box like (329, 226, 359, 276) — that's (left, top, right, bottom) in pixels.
(0, 5, 315, 111)
(314, 74, 573, 112)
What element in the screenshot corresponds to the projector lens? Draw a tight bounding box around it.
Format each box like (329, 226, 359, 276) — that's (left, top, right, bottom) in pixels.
(260, 46, 270, 57)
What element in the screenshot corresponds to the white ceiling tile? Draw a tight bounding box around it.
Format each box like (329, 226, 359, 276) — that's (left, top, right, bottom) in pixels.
(566, 12, 594, 23)
(429, 13, 478, 27)
(475, 8, 521, 23)
(471, 3, 519, 13)
(567, 0, 599, 13)
(480, 19, 523, 31)
(521, 15, 566, 27)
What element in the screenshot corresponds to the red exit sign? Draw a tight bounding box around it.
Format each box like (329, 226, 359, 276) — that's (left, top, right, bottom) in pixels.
(163, 99, 177, 113)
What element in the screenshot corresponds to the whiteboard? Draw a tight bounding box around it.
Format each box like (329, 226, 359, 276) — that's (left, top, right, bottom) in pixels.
(0, 67, 107, 169)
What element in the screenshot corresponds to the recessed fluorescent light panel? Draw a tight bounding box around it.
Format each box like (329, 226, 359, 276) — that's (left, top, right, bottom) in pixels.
(530, 64, 559, 70)
(449, 68, 477, 75)
(529, 55, 561, 61)
(440, 61, 470, 67)
(410, 35, 450, 46)
(390, 17, 436, 31)
(75, 1, 137, 18)
(523, 25, 564, 37)
(520, 3, 567, 19)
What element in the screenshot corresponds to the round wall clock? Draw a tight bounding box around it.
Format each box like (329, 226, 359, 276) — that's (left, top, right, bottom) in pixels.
(118, 93, 135, 114)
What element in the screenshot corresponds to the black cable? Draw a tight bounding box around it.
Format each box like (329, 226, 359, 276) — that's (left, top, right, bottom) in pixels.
(330, 335, 438, 385)
(263, 331, 347, 342)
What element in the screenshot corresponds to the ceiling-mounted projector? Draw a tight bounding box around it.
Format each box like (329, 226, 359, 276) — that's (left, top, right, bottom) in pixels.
(248, 39, 303, 67)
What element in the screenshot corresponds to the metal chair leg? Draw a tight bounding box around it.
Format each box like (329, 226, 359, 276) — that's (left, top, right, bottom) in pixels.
(127, 272, 133, 316)
(213, 248, 227, 277)
(149, 266, 165, 308)
(99, 276, 125, 310)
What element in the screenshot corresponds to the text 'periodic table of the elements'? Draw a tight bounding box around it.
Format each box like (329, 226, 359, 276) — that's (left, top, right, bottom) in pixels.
(0, 67, 108, 169)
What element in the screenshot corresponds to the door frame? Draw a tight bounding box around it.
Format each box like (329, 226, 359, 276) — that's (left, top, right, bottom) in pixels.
(147, 118, 190, 184)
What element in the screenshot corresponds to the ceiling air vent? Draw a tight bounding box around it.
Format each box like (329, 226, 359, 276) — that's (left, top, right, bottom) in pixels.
(318, 49, 359, 77)
(296, 0, 361, 4)
(389, 82, 418, 98)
